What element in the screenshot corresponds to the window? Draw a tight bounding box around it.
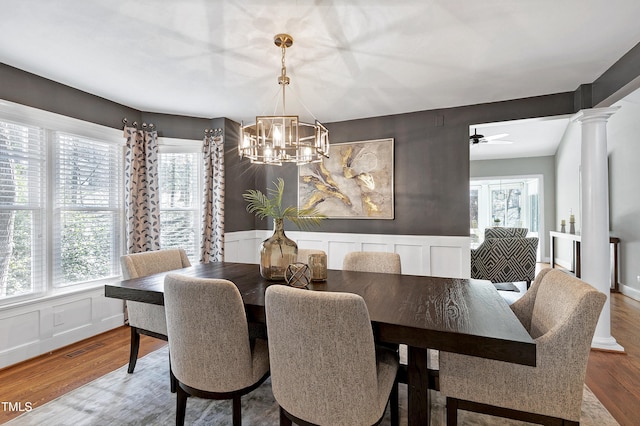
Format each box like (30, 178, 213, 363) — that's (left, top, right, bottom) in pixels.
(54, 132, 122, 287)
(470, 176, 542, 259)
(158, 141, 202, 262)
(0, 120, 45, 299)
(0, 102, 124, 304)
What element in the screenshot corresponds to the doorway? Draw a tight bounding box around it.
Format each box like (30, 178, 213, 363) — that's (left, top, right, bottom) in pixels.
(470, 175, 543, 261)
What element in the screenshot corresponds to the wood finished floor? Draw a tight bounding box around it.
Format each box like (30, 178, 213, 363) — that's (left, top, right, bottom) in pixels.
(1, 272, 639, 425)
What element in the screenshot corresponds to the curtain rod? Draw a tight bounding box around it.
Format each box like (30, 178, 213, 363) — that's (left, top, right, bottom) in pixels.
(122, 118, 155, 129)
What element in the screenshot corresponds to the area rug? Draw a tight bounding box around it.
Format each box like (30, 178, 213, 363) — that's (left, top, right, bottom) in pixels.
(5, 347, 618, 426)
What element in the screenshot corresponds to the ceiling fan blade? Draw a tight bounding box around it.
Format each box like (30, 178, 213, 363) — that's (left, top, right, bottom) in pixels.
(485, 139, 513, 145)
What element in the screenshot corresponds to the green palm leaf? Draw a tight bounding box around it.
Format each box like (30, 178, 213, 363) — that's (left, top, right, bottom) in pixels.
(243, 178, 325, 230)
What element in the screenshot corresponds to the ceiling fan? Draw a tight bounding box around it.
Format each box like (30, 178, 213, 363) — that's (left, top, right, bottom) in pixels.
(469, 128, 513, 145)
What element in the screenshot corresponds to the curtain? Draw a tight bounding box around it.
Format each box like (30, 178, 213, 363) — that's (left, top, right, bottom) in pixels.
(124, 125, 160, 254)
(200, 129, 225, 262)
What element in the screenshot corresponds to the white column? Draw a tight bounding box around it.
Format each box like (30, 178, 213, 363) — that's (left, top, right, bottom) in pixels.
(572, 107, 624, 352)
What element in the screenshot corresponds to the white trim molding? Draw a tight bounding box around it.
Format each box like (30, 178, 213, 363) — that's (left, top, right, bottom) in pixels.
(225, 230, 471, 279)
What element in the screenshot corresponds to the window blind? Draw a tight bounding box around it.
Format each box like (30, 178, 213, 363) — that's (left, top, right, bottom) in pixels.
(158, 152, 201, 260)
(0, 120, 46, 299)
(53, 132, 122, 287)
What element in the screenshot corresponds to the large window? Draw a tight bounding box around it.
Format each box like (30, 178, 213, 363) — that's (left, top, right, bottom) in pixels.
(0, 102, 205, 304)
(0, 103, 124, 304)
(470, 177, 541, 259)
(158, 148, 202, 261)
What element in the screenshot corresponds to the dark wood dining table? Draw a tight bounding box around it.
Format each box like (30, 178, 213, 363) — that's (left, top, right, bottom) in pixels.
(105, 261, 535, 426)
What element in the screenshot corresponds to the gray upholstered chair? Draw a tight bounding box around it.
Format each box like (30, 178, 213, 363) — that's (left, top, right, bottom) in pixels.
(439, 268, 606, 426)
(296, 248, 326, 264)
(342, 251, 401, 274)
(164, 273, 270, 426)
(470, 227, 538, 288)
(265, 285, 399, 426)
(120, 248, 191, 377)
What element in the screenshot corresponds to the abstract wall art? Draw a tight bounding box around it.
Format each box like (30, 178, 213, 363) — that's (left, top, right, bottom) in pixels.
(298, 138, 394, 219)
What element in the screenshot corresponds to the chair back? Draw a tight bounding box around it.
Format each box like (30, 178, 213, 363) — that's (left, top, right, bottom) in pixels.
(471, 237, 538, 283)
(120, 248, 191, 279)
(529, 269, 606, 341)
(164, 273, 260, 393)
(297, 248, 326, 264)
(343, 251, 401, 274)
(265, 285, 381, 425)
(121, 248, 192, 333)
(484, 227, 528, 239)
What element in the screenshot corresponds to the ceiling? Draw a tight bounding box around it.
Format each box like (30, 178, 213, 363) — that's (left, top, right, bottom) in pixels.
(2, 1, 640, 159)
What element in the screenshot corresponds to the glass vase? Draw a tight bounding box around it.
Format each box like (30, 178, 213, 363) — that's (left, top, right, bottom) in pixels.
(260, 218, 298, 281)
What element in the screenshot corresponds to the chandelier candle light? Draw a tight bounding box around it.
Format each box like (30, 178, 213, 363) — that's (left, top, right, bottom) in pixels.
(239, 34, 330, 166)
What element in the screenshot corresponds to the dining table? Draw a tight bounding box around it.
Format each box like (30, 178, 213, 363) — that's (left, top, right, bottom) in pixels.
(105, 261, 536, 426)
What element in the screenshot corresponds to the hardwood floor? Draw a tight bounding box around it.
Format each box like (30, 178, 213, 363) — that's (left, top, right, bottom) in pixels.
(586, 292, 640, 426)
(0, 327, 166, 424)
(1, 281, 639, 425)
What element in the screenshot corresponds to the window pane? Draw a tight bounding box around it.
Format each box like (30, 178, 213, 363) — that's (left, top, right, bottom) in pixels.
(54, 132, 121, 287)
(3, 210, 37, 297)
(160, 211, 198, 260)
(1, 121, 45, 300)
(58, 211, 117, 285)
(159, 153, 198, 209)
(158, 152, 201, 261)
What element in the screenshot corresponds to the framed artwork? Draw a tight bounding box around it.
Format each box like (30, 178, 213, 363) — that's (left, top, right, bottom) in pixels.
(298, 138, 394, 219)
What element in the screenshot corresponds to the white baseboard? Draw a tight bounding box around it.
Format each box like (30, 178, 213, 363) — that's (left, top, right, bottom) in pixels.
(619, 283, 640, 302)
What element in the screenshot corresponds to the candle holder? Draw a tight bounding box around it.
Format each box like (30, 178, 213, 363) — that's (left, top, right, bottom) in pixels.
(308, 253, 327, 281)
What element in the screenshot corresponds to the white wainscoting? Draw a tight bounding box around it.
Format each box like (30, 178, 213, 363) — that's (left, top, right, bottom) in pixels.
(0, 231, 470, 369)
(225, 230, 471, 279)
(0, 287, 124, 369)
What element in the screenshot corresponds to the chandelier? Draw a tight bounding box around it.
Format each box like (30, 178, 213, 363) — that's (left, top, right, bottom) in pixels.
(239, 34, 329, 166)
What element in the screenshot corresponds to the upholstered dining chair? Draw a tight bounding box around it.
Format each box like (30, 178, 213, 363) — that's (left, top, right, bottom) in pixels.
(164, 273, 270, 426)
(470, 227, 538, 288)
(120, 248, 191, 378)
(439, 268, 606, 426)
(343, 250, 406, 365)
(342, 251, 401, 274)
(296, 248, 326, 264)
(265, 285, 399, 426)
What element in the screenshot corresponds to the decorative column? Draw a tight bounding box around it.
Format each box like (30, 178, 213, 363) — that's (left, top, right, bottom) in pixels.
(572, 107, 624, 352)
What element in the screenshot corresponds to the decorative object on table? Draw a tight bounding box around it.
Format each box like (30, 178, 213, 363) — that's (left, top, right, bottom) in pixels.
(493, 217, 501, 226)
(238, 33, 329, 166)
(560, 219, 566, 233)
(285, 263, 311, 288)
(569, 214, 576, 234)
(243, 178, 325, 280)
(298, 138, 394, 219)
(308, 253, 328, 281)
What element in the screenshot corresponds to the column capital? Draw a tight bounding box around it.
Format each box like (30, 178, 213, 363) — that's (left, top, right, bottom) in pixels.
(572, 106, 620, 124)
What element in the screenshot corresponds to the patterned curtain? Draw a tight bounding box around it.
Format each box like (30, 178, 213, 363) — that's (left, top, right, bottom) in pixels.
(200, 129, 225, 262)
(124, 125, 160, 254)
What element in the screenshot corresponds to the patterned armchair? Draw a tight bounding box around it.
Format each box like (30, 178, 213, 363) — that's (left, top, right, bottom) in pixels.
(471, 227, 538, 288)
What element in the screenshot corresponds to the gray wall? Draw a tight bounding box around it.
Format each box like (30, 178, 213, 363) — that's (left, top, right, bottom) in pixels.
(470, 156, 555, 260)
(3, 39, 640, 240)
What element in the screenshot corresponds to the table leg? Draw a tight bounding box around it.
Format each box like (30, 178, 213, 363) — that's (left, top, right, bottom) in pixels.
(550, 235, 555, 269)
(407, 346, 430, 426)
